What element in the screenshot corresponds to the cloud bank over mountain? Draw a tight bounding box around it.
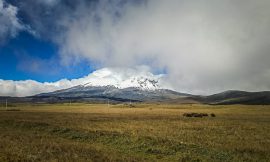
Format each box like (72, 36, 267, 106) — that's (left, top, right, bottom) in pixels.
(58, 0, 270, 94)
(1, 0, 270, 95)
(0, 66, 171, 97)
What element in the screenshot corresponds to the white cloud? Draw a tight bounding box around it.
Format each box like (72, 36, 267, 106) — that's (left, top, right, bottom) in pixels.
(0, 66, 171, 97)
(36, 0, 60, 7)
(58, 0, 270, 94)
(0, 0, 34, 43)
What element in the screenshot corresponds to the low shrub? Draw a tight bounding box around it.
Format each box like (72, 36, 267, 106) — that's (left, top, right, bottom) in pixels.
(183, 113, 214, 118)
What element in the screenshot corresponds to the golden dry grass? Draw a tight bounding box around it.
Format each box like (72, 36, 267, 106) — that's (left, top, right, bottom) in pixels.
(0, 103, 269, 161)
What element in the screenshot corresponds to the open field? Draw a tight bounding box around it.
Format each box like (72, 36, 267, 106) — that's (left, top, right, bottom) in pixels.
(0, 103, 269, 161)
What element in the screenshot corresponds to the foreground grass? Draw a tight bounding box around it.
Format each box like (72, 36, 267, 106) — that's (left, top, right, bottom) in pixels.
(0, 103, 269, 161)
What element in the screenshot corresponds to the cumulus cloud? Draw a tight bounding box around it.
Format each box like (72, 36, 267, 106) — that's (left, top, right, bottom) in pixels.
(0, 0, 33, 43)
(58, 0, 270, 94)
(37, 0, 60, 6)
(0, 66, 171, 97)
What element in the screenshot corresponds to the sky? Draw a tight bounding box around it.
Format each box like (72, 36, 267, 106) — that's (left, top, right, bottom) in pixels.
(0, 0, 270, 96)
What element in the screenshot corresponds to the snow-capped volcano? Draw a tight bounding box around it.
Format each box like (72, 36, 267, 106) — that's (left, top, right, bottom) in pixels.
(83, 77, 159, 90)
(78, 67, 170, 90)
(34, 67, 191, 103)
(0, 66, 172, 97)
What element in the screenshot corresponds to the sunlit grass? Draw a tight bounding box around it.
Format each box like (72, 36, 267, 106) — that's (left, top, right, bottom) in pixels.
(0, 103, 269, 161)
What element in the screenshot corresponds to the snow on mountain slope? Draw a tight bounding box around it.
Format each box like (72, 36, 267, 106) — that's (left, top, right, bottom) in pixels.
(0, 66, 172, 97)
(81, 67, 167, 90)
(35, 67, 190, 102)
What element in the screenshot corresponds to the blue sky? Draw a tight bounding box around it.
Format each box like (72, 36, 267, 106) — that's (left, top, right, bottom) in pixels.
(0, 0, 98, 82)
(0, 31, 93, 82)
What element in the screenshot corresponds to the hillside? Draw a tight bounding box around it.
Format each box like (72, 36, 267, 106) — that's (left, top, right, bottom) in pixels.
(196, 90, 270, 105)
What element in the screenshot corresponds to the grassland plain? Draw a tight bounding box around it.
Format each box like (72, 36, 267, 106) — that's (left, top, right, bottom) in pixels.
(0, 103, 269, 162)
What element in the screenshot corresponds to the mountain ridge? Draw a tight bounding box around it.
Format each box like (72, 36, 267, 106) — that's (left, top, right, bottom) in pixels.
(36, 84, 193, 103)
(1, 86, 270, 105)
(196, 90, 270, 105)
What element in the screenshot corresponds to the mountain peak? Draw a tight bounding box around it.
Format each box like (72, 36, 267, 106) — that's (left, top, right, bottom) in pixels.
(79, 67, 167, 90)
(82, 76, 161, 90)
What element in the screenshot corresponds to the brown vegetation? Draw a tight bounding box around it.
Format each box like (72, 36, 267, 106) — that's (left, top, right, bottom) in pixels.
(183, 112, 209, 117)
(0, 103, 269, 161)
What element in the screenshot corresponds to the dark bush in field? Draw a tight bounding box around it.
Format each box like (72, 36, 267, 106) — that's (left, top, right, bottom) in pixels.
(210, 113, 216, 117)
(183, 113, 211, 118)
(201, 113, 208, 117)
(6, 109, 21, 111)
